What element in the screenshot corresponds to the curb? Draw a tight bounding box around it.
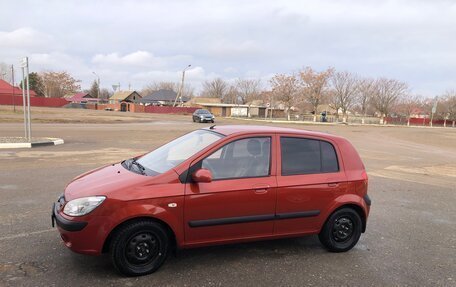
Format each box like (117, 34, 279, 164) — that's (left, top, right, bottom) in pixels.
(0, 138, 64, 149)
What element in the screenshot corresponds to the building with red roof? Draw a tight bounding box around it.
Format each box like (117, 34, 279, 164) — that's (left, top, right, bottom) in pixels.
(64, 92, 100, 104)
(0, 79, 37, 98)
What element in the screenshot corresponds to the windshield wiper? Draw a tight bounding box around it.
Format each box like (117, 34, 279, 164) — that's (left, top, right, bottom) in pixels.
(130, 159, 146, 175)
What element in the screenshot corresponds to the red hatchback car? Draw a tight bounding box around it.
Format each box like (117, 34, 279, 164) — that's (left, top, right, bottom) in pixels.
(52, 125, 370, 276)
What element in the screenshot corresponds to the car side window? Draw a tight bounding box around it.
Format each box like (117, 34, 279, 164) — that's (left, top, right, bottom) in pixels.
(280, 137, 339, 176)
(202, 137, 271, 180)
(321, 141, 339, 173)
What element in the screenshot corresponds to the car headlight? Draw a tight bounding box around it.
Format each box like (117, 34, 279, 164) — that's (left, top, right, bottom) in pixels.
(63, 196, 106, 216)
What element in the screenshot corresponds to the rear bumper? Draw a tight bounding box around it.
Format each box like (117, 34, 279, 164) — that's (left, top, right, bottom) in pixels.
(363, 194, 372, 206)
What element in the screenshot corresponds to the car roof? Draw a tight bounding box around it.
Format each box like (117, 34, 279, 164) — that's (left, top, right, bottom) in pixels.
(203, 125, 339, 139)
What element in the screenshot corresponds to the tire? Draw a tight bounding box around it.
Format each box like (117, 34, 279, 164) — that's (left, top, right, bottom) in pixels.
(110, 220, 170, 276)
(211, 120, 214, 123)
(318, 208, 362, 252)
(192, 118, 195, 122)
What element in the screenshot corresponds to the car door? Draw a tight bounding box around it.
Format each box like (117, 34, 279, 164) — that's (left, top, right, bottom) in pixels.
(274, 135, 347, 235)
(184, 135, 277, 244)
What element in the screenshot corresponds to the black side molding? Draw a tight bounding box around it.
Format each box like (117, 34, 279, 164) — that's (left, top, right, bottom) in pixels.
(276, 210, 320, 220)
(363, 194, 372, 206)
(189, 210, 320, 228)
(52, 203, 87, 232)
(189, 214, 275, 228)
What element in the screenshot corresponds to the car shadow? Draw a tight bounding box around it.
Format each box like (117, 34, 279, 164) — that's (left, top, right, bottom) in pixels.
(68, 235, 325, 278)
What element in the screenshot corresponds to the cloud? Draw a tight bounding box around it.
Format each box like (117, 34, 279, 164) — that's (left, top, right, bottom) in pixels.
(0, 0, 455, 95)
(0, 28, 56, 51)
(92, 51, 164, 67)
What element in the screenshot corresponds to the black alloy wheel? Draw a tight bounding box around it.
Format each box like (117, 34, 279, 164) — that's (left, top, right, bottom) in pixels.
(332, 216, 354, 243)
(125, 231, 160, 266)
(318, 208, 362, 252)
(110, 220, 170, 276)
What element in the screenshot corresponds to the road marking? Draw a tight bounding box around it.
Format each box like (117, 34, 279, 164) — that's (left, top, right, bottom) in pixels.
(0, 228, 54, 241)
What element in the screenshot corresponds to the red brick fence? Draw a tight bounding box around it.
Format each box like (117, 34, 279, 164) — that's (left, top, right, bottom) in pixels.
(85, 103, 198, 115)
(0, 97, 198, 115)
(0, 95, 68, 107)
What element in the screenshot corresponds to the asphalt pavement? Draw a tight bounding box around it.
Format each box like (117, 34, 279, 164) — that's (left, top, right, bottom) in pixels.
(1, 116, 455, 286)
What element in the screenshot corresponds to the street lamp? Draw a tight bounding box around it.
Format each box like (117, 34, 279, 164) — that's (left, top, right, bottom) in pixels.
(173, 64, 191, 107)
(92, 71, 100, 99)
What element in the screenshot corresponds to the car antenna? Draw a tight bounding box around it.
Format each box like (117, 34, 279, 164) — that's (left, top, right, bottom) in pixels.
(209, 125, 216, 129)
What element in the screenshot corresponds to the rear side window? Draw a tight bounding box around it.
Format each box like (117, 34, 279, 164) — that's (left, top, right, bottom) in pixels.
(280, 137, 339, 176)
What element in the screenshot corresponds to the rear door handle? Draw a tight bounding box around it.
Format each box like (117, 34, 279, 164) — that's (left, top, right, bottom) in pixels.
(328, 182, 339, 187)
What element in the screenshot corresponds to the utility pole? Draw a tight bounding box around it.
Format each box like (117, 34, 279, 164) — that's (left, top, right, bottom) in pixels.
(25, 58, 31, 141)
(19, 57, 32, 141)
(173, 64, 191, 107)
(11, 65, 16, 112)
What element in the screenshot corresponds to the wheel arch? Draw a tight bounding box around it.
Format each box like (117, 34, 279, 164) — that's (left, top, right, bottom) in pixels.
(102, 216, 177, 253)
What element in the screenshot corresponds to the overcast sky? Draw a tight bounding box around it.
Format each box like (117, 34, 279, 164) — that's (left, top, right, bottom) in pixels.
(0, 0, 455, 96)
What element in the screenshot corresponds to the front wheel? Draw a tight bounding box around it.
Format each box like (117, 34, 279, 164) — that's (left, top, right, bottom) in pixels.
(211, 119, 214, 123)
(318, 208, 362, 252)
(110, 220, 170, 276)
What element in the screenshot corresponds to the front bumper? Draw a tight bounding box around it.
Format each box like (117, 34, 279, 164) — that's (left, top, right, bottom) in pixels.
(51, 202, 87, 231)
(51, 198, 107, 255)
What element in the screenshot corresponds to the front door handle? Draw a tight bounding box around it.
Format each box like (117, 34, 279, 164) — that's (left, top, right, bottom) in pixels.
(254, 188, 268, 194)
(253, 184, 270, 194)
(328, 182, 339, 187)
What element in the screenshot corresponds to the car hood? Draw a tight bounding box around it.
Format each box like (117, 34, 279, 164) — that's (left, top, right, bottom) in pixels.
(64, 163, 177, 201)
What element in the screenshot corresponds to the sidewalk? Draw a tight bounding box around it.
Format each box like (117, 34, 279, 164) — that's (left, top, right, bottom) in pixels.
(0, 137, 64, 149)
(229, 117, 455, 129)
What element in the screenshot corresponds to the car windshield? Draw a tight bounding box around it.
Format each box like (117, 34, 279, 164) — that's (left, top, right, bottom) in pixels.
(135, 130, 223, 175)
(198, 110, 210, 114)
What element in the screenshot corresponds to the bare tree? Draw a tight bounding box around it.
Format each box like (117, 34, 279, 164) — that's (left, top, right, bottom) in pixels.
(223, 85, 239, 104)
(141, 81, 194, 99)
(40, 71, 81, 98)
(442, 90, 456, 127)
(371, 78, 408, 124)
(396, 94, 422, 126)
(299, 67, 333, 121)
(270, 73, 299, 120)
(235, 79, 261, 104)
(141, 81, 176, 96)
(142, 81, 176, 93)
(0, 62, 12, 82)
(356, 78, 375, 124)
(329, 71, 359, 122)
(201, 78, 228, 99)
(99, 88, 113, 102)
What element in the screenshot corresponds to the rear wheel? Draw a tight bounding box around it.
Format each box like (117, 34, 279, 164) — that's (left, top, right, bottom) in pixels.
(110, 220, 170, 276)
(318, 208, 362, 252)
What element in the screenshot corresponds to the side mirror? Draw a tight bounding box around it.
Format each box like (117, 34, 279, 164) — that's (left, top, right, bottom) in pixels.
(191, 168, 212, 183)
